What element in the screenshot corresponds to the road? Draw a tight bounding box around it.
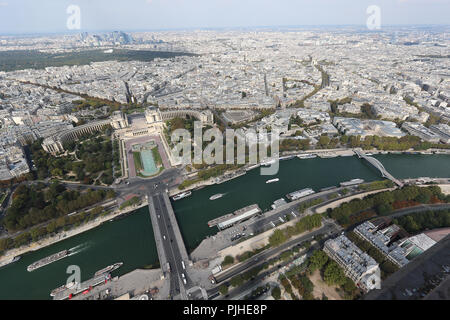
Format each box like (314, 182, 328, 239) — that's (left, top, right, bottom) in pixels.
(149, 191, 192, 299)
(22, 167, 182, 196)
(216, 185, 358, 249)
(207, 220, 341, 297)
(208, 107, 229, 130)
(150, 192, 181, 298)
(387, 203, 450, 219)
(210, 223, 341, 299)
(210, 203, 449, 299)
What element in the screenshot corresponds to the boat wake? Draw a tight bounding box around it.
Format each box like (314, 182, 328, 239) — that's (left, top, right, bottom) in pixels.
(68, 242, 92, 256)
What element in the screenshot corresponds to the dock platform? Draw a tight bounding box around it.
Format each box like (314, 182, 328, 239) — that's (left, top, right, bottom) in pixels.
(53, 273, 111, 300)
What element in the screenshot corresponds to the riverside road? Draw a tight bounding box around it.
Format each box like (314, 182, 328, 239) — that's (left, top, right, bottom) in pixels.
(208, 221, 341, 298)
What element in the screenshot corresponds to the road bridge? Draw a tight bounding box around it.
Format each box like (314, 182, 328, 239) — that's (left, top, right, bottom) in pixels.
(354, 149, 404, 187)
(147, 191, 192, 299)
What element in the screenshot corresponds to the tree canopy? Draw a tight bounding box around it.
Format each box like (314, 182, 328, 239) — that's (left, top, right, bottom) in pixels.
(3, 182, 114, 232)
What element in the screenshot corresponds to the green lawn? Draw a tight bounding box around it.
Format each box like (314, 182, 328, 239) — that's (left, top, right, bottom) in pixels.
(133, 152, 143, 173)
(151, 146, 163, 167)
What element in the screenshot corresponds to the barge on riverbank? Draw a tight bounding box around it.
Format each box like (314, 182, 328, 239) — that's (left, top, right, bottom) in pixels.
(286, 188, 315, 201)
(208, 204, 262, 230)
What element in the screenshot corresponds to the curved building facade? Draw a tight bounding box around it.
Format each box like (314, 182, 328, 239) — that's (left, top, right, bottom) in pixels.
(42, 119, 111, 155)
(42, 107, 214, 154)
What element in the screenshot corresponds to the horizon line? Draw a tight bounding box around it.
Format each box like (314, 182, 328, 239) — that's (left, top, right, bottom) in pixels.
(1, 23, 449, 37)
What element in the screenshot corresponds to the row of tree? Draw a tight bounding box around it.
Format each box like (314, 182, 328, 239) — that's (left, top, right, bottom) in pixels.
(268, 214, 322, 247)
(287, 273, 315, 300)
(2, 182, 115, 232)
(339, 134, 450, 151)
(0, 206, 108, 256)
(393, 209, 450, 234)
(298, 198, 324, 214)
(329, 185, 448, 226)
(227, 265, 264, 290)
(280, 138, 310, 152)
(346, 231, 399, 279)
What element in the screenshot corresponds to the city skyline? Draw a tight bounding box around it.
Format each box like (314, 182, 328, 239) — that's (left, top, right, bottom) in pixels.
(0, 0, 449, 35)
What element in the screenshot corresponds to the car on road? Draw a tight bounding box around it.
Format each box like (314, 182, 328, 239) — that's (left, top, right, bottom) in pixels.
(163, 235, 166, 240)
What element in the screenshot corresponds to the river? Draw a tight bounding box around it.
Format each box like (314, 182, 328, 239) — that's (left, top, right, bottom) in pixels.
(0, 207, 158, 300)
(0, 154, 448, 299)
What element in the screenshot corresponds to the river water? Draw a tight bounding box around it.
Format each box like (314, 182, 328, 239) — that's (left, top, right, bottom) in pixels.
(0, 207, 158, 300)
(0, 154, 448, 299)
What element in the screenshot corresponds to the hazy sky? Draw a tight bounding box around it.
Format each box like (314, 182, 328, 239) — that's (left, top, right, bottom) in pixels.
(0, 0, 449, 34)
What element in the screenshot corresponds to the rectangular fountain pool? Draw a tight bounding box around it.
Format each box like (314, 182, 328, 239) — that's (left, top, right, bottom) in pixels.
(140, 149, 158, 176)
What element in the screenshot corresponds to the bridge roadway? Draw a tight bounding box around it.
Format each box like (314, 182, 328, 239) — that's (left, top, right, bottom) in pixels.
(147, 191, 192, 300)
(354, 149, 404, 187)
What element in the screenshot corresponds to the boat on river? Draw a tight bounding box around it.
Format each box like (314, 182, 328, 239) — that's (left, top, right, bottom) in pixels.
(27, 249, 74, 272)
(209, 194, 224, 201)
(94, 262, 123, 276)
(172, 191, 192, 201)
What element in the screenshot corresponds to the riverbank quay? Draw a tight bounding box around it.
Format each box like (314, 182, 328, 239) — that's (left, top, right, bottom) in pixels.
(217, 220, 323, 262)
(0, 200, 148, 268)
(190, 185, 361, 262)
(189, 179, 449, 265)
(66, 268, 168, 300)
(314, 188, 396, 214)
(312, 183, 450, 217)
(168, 148, 450, 196)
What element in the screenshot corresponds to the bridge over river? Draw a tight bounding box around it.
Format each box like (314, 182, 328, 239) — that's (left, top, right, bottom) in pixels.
(354, 149, 404, 187)
(147, 191, 193, 300)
